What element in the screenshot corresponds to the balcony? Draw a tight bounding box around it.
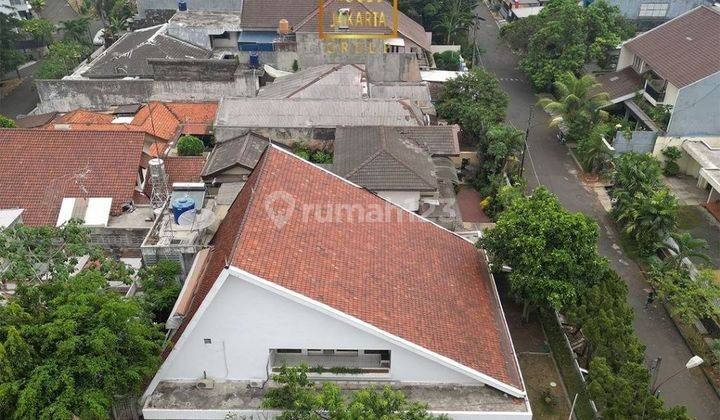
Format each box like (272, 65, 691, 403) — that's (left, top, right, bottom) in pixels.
(270, 349, 390, 374)
(643, 72, 667, 104)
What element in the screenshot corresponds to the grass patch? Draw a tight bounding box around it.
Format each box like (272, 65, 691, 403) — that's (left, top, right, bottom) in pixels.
(518, 354, 571, 419)
(538, 309, 597, 420)
(677, 205, 702, 230)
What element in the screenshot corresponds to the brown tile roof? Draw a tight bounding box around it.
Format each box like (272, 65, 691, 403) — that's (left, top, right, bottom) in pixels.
(0, 129, 145, 226)
(241, 0, 319, 29)
(14, 112, 58, 128)
(172, 145, 523, 393)
(624, 6, 720, 88)
(595, 67, 644, 102)
(295, 0, 431, 51)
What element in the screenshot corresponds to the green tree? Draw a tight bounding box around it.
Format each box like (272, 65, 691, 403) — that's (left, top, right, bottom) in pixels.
(0, 14, 24, 76)
(177, 134, 205, 156)
(433, 50, 461, 71)
(656, 232, 711, 270)
(139, 260, 182, 323)
(436, 67, 508, 142)
(576, 123, 612, 173)
(0, 114, 16, 128)
(499, 14, 543, 51)
(262, 365, 445, 419)
(662, 145, 682, 176)
(616, 188, 678, 254)
(0, 270, 163, 419)
(61, 17, 91, 44)
(516, 0, 633, 90)
(36, 41, 89, 79)
(539, 71, 610, 143)
(649, 268, 720, 324)
(431, 0, 476, 45)
(479, 187, 604, 316)
(20, 18, 55, 46)
(476, 123, 525, 193)
(610, 152, 663, 218)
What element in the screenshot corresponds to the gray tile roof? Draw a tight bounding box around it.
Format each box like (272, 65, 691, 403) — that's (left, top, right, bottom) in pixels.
(202, 132, 271, 177)
(82, 25, 211, 78)
(215, 98, 424, 128)
(258, 64, 367, 99)
(393, 126, 460, 156)
(241, 0, 318, 29)
(329, 126, 437, 191)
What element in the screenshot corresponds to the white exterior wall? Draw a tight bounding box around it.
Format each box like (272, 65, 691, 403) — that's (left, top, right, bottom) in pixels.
(663, 82, 680, 107)
(616, 46, 634, 70)
(377, 190, 422, 212)
(157, 268, 482, 385)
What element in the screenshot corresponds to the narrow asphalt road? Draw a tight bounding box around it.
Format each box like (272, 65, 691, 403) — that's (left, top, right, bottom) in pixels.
(472, 4, 720, 419)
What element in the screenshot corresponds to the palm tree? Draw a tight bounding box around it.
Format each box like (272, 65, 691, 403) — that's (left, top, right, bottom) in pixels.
(538, 72, 611, 142)
(658, 232, 711, 270)
(620, 188, 678, 253)
(433, 0, 476, 45)
(577, 124, 612, 173)
(61, 17, 91, 44)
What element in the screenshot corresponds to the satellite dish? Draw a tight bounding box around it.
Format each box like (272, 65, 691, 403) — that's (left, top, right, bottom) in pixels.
(177, 209, 216, 230)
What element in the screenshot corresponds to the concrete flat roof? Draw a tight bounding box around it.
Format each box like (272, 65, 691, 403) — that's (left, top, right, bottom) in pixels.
(168, 11, 244, 32)
(144, 380, 528, 413)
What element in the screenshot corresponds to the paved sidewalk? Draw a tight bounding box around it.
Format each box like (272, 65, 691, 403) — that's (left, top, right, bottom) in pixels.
(472, 4, 720, 418)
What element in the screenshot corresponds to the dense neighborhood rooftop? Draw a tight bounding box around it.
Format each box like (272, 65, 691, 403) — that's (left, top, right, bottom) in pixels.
(257, 64, 367, 99)
(624, 5, 720, 87)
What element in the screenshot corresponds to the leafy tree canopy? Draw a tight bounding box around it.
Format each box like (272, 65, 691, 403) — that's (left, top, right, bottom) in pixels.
(262, 365, 446, 420)
(479, 187, 604, 311)
(177, 134, 206, 156)
(0, 13, 25, 76)
(20, 18, 56, 46)
(436, 67, 508, 142)
(36, 41, 90, 80)
(433, 50, 461, 71)
(139, 260, 182, 323)
(506, 0, 634, 90)
(0, 223, 163, 419)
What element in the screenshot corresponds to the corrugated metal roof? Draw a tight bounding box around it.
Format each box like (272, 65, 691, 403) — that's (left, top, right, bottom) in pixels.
(258, 64, 366, 99)
(215, 98, 424, 127)
(370, 83, 432, 106)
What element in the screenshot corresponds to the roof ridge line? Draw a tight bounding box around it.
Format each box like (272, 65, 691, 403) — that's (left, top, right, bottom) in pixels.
(381, 130, 437, 189)
(286, 64, 346, 98)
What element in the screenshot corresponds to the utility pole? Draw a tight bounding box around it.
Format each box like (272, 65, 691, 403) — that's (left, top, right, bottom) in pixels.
(519, 105, 534, 178)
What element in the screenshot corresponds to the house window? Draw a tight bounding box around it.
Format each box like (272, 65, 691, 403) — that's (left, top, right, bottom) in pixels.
(204, 338, 212, 344)
(638, 3, 669, 18)
(335, 349, 359, 356)
(211, 32, 230, 40)
(276, 349, 302, 354)
(632, 55, 644, 73)
(136, 167, 147, 191)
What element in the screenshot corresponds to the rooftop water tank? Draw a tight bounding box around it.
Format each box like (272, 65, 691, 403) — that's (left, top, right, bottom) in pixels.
(178, 1, 187, 12)
(278, 19, 290, 35)
(171, 196, 195, 224)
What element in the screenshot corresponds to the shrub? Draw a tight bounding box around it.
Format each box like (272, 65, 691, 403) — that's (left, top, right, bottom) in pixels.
(292, 59, 299, 72)
(433, 50, 461, 71)
(0, 114, 16, 128)
(662, 146, 682, 177)
(176, 135, 205, 156)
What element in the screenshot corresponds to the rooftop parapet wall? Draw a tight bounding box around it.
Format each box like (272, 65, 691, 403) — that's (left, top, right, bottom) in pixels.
(148, 58, 242, 82)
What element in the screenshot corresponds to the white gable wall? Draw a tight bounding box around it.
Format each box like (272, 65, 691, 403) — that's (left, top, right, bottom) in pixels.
(158, 268, 482, 385)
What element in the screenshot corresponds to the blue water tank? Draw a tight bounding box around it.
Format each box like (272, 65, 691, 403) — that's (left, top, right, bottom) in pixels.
(171, 196, 195, 223)
(178, 1, 187, 12)
(249, 52, 260, 68)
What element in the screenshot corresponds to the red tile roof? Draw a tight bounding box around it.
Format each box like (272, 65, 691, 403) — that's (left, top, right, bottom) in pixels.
(132, 102, 218, 140)
(596, 67, 644, 102)
(173, 146, 523, 392)
(0, 129, 145, 226)
(624, 6, 720, 88)
(55, 109, 115, 124)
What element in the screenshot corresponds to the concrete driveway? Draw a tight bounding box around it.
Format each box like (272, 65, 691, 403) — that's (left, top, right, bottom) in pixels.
(472, 3, 720, 418)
